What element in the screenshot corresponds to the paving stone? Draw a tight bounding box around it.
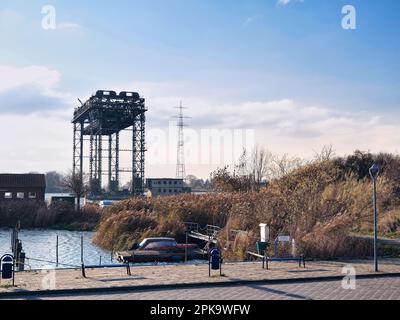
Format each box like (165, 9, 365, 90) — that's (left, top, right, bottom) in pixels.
(0, 259, 399, 297)
(10, 276, 399, 300)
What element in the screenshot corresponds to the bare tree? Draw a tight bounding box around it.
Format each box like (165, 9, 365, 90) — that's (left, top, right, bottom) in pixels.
(62, 170, 89, 212)
(236, 149, 249, 176)
(236, 146, 273, 191)
(270, 154, 303, 179)
(251, 147, 273, 190)
(313, 144, 336, 162)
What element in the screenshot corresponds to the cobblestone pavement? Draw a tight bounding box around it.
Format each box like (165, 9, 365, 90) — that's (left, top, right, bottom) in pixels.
(13, 276, 400, 300)
(1, 259, 400, 295)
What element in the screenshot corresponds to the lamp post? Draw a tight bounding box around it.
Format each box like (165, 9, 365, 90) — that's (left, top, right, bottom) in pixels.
(369, 164, 380, 272)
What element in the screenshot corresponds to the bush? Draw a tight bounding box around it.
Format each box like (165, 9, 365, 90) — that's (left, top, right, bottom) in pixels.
(379, 209, 400, 235)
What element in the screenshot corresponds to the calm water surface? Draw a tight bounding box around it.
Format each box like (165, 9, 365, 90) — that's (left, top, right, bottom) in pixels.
(0, 229, 113, 269)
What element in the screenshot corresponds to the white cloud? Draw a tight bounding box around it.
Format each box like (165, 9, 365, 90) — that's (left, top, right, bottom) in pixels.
(0, 65, 71, 114)
(0, 65, 60, 95)
(110, 82, 400, 177)
(0, 113, 71, 173)
(0, 76, 398, 178)
(277, 0, 304, 6)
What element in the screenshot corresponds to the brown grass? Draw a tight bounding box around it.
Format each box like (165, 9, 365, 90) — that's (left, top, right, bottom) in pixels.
(94, 160, 400, 259)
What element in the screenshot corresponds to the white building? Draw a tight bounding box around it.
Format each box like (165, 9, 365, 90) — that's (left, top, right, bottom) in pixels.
(146, 178, 188, 197)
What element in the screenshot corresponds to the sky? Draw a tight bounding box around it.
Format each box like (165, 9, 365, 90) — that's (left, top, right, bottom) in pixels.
(0, 0, 399, 180)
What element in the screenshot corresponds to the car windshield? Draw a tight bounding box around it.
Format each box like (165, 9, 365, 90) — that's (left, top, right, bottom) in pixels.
(142, 240, 177, 249)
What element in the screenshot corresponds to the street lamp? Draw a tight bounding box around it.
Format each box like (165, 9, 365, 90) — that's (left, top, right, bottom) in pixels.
(369, 164, 380, 272)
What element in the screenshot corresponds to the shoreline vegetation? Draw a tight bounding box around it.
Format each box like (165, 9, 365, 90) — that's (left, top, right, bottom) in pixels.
(2, 150, 400, 260)
(93, 150, 400, 260)
(0, 202, 101, 232)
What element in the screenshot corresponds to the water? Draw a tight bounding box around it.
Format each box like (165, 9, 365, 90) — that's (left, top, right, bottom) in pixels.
(0, 229, 113, 270)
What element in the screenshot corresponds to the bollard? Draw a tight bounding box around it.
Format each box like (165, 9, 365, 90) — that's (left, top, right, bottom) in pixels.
(15, 240, 24, 272)
(18, 252, 25, 272)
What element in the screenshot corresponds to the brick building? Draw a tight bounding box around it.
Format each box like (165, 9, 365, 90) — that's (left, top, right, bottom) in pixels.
(0, 174, 46, 202)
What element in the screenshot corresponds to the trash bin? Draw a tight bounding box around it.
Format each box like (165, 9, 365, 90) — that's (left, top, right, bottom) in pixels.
(1, 255, 14, 280)
(210, 249, 221, 270)
(256, 242, 269, 256)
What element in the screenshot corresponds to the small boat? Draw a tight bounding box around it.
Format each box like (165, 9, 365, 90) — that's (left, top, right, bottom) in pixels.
(116, 237, 205, 263)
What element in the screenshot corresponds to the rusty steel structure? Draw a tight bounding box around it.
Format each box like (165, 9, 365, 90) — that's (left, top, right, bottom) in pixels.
(72, 90, 147, 197)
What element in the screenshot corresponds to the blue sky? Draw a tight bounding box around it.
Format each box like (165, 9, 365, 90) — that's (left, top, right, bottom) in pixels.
(0, 0, 399, 178)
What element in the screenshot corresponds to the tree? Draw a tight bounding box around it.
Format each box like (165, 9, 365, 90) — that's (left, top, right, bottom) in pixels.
(236, 147, 273, 191)
(45, 171, 68, 193)
(62, 171, 89, 212)
(313, 144, 336, 163)
(210, 166, 252, 192)
(250, 147, 273, 189)
(342, 150, 374, 180)
(270, 154, 304, 180)
(185, 175, 209, 190)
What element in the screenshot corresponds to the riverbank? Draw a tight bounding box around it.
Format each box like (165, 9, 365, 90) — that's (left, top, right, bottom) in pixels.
(1, 259, 400, 298)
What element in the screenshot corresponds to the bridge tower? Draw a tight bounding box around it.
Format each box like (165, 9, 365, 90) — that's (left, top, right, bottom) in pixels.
(72, 90, 147, 197)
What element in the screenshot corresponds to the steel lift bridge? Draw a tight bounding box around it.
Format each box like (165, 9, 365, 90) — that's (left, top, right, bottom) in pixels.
(72, 90, 147, 198)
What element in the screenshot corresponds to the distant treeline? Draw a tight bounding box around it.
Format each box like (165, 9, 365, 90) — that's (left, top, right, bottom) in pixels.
(0, 201, 101, 231)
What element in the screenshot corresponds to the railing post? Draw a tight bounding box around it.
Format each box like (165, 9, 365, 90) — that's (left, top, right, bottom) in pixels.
(81, 264, 86, 278)
(56, 235, 59, 268)
(185, 232, 188, 263)
(81, 236, 84, 265)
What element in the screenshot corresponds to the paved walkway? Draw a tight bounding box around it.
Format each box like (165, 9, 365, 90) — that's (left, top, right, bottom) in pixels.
(9, 277, 400, 300)
(1, 259, 399, 297)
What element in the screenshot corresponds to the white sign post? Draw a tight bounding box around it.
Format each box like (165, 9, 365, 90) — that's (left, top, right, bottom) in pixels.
(278, 236, 291, 242)
(259, 224, 270, 243)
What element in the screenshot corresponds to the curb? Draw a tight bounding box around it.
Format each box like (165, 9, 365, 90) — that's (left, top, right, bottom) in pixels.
(1, 272, 400, 299)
